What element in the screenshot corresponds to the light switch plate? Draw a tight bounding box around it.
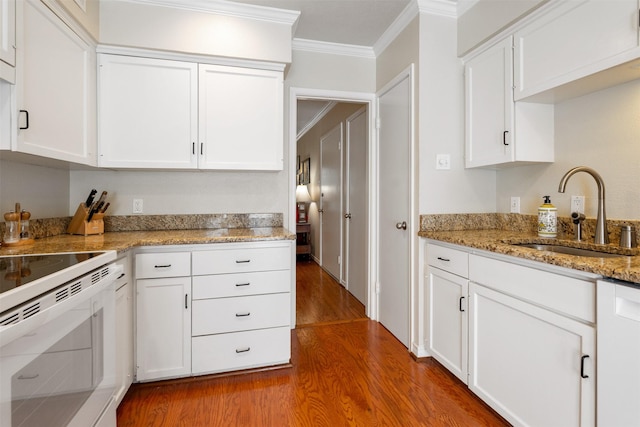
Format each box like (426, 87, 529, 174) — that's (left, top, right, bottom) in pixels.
(436, 154, 450, 170)
(510, 196, 520, 213)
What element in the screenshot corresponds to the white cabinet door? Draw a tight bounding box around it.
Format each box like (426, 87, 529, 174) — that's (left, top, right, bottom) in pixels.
(514, 0, 639, 100)
(98, 54, 198, 168)
(469, 282, 595, 427)
(0, 0, 16, 83)
(427, 266, 468, 384)
(198, 64, 283, 170)
(16, 0, 96, 165)
(465, 37, 514, 168)
(136, 276, 191, 381)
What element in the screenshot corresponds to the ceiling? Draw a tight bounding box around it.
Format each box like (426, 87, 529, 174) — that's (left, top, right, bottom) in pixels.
(229, 0, 414, 47)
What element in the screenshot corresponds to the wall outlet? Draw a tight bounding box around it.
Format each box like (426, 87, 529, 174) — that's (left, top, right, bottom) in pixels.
(436, 154, 451, 170)
(510, 196, 521, 213)
(133, 199, 143, 214)
(571, 195, 585, 214)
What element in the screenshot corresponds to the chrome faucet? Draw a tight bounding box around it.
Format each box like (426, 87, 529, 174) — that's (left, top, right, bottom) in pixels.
(558, 166, 609, 245)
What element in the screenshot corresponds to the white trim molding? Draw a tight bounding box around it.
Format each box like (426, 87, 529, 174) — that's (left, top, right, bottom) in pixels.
(109, 0, 300, 26)
(292, 39, 376, 59)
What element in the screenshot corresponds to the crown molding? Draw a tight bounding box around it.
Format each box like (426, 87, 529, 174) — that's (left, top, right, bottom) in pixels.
(111, 0, 300, 26)
(296, 101, 337, 140)
(373, 0, 456, 56)
(292, 39, 376, 59)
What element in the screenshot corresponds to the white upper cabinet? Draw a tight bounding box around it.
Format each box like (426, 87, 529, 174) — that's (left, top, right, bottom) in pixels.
(98, 55, 198, 169)
(514, 0, 640, 100)
(16, 0, 96, 165)
(97, 54, 284, 170)
(0, 0, 16, 83)
(198, 64, 283, 170)
(465, 37, 514, 168)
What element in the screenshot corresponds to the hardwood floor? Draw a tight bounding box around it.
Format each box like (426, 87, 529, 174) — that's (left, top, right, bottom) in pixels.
(117, 261, 508, 426)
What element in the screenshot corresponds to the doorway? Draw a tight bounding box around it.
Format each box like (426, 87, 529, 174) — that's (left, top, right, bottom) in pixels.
(291, 89, 375, 326)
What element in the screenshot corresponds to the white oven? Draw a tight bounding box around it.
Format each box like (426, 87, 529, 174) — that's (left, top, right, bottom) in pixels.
(0, 252, 120, 427)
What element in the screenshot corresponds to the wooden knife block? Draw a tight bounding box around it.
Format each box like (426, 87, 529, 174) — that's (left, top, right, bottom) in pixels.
(67, 204, 105, 236)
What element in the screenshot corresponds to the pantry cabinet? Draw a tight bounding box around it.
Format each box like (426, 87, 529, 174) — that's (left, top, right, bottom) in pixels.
(464, 36, 553, 168)
(135, 251, 192, 381)
(426, 243, 469, 384)
(98, 54, 284, 170)
(513, 0, 639, 101)
(0, 0, 16, 83)
(15, 0, 96, 165)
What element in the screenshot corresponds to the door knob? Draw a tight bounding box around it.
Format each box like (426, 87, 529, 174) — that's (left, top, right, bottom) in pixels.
(395, 221, 407, 230)
(318, 209, 324, 213)
(344, 213, 352, 219)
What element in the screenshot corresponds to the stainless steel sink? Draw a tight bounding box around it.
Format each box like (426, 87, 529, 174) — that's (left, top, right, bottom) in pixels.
(514, 243, 625, 258)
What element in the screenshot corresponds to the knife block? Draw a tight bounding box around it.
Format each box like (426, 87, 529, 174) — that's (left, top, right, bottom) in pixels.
(67, 204, 105, 236)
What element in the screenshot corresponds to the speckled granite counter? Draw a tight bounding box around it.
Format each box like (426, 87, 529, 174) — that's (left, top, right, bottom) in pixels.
(0, 227, 296, 257)
(419, 214, 640, 284)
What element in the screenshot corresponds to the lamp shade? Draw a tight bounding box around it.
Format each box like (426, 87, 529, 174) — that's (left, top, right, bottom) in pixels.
(296, 185, 311, 202)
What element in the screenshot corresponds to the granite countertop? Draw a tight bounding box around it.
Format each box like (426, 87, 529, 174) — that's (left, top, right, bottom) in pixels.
(419, 228, 640, 284)
(0, 227, 296, 257)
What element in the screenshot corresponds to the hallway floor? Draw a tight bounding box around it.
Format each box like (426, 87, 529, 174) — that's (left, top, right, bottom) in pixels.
(116, 261, 508, 426)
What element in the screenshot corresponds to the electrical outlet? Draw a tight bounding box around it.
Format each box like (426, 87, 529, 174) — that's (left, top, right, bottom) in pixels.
(510, 197, 521, 213)
(571, 195, 585, 214)
(133, 199, 143, 214)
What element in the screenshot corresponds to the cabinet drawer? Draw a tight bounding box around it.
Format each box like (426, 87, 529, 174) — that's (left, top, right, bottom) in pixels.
(427, 244, 469, 278)
(135, 252, 191, 279)
(192, 245, 290, 275)
(192, 270, 290, 300)
(192, 327, 290, 375)
(192, 293, 290, 336)
(469, 254, 595, 322)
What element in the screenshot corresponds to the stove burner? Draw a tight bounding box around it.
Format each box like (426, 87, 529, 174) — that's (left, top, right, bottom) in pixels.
(0, 252, 105, 295)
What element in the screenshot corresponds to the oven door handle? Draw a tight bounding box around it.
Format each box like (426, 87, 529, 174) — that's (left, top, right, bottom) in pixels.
(0, 265, 121, 348)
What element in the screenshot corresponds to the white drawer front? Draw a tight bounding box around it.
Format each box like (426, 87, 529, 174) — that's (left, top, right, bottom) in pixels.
(192, 246, 290, 276)
(427, 243, 469, 278)
(192, 270, 290, 300)
(192, 293, 290, 336)
(192, 327, 290, 375)
(469, 254, 595, 322)
(136, 252, 191, 279)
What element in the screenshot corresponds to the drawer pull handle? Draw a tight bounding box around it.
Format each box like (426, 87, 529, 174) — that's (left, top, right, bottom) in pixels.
(437, 257, 450, 262)
(185, 294, 189, 309)
(154, 264, 171, 268)
(235, 312, 251, 317)
(580, 355, 590, 379)
(459, 296, 465, 312)
(236, 283, 251, 287)
(235, 260, 251, 264)
(18, 374, 39, 380)
(117, 273, 126, 279)
(235, 347, 251, 353)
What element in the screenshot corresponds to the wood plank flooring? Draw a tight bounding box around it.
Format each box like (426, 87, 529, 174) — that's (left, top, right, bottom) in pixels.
(117, 261, 508, 427)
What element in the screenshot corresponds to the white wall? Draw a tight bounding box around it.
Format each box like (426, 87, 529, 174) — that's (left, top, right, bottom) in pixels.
(0, 160, 70, 218)
(418, 12, 495, 215)
(496, 79, 640, 220)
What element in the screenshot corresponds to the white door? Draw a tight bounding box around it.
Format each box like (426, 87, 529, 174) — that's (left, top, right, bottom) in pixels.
(320, 123, 343, 281)
(344, 107, 368, 307)
(377, 70, 413, 347)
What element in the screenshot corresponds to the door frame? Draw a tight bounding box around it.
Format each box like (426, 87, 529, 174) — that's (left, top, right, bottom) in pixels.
(289, 87, 378, 320)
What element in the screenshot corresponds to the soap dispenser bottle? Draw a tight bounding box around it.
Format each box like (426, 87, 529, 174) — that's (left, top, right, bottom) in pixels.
(538, 196, 557, 238)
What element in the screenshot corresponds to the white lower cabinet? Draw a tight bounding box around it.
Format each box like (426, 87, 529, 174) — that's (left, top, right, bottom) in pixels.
(426, 243, 469, 384)
(425, 242, 596, 426)
(468, 254, 596, 427)
(134, 241, 292, 381)
(135, 251, 192, 382)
